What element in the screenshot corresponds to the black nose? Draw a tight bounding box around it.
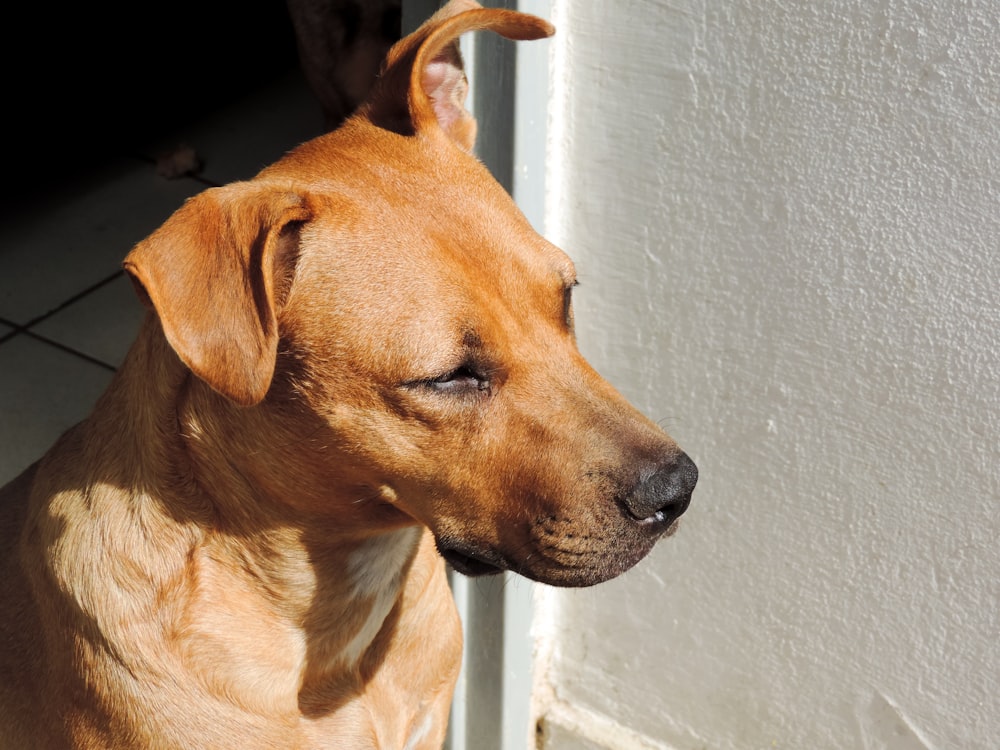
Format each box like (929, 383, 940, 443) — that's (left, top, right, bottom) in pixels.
(621, 453, 698, 526)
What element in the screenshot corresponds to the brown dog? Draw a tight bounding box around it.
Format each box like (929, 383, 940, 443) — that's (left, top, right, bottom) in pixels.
(286, 0, 402, 130)
(0, 2, 696, 747)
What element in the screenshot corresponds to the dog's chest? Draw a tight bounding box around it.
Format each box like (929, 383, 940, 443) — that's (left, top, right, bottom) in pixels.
(339, 526, 422, 665)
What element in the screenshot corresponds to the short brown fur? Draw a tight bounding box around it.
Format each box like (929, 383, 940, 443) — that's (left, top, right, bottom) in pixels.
(0, 3, 695, 747)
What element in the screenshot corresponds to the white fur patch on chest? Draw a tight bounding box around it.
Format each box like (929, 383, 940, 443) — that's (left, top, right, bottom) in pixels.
(339, 526, 422, 665)
(403, 710, 434, 750)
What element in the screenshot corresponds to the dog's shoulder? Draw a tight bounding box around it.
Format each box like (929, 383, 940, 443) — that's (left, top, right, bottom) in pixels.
(0, 460, 48, 745)
(0, 459, 37, 538)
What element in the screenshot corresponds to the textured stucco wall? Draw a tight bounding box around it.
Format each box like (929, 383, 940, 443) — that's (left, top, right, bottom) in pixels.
(533, 1, 1000, 748)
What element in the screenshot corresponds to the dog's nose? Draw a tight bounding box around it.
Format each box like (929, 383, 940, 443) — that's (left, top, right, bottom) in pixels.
(621, 453, 698, 527)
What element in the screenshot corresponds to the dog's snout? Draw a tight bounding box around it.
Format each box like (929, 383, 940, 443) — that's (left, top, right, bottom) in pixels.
(621, 453, 698, 527)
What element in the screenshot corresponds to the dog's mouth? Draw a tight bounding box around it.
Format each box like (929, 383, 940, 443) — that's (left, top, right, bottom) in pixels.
(436, 541, 506, 577)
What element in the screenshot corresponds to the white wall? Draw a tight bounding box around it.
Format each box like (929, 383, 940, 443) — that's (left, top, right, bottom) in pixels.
(533, 1, 1000, 748)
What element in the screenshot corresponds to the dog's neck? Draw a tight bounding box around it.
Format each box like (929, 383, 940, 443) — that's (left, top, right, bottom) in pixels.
(178, 523, 424, 715)
(79, 317, 429, 709)
(109, 315, 412, 529)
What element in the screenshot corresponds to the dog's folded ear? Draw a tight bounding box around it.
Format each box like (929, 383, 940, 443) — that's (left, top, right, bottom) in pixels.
(363, 0, 553, 151)
(123, 185, 313, 407)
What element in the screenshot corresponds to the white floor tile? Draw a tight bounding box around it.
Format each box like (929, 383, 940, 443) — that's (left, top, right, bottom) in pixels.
(0, 74, 324, 488)
(0, 335, 114, 486)
(32, 274, 146, 368)
(0, 158, 202, 324)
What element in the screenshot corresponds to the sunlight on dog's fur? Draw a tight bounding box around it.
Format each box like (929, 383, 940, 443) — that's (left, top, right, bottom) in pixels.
(0, 2, 697, 747)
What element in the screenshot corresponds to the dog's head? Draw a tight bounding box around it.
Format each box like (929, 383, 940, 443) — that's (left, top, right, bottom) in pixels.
(123, 0, 696, 587)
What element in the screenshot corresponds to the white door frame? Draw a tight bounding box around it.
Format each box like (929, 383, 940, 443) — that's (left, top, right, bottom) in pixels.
(402, 2, 553, 748)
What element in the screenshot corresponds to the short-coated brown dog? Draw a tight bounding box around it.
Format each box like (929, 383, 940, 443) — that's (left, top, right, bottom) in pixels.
(0, 2, 697, 747)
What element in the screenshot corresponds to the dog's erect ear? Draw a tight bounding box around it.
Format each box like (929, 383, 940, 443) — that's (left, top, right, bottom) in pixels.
(363, 0, 553, 151)
(123, 185, 312, 407)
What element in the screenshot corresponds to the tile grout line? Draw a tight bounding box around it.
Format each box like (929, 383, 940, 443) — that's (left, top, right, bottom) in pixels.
(0, 168, 221, 361)
(0, 322, 117, 372)
(0, 269, 125, 371)
(20, 269, 127, 331)
(12, 329, 117, 372)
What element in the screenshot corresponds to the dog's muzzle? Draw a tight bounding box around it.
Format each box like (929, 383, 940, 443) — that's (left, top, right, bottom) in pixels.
(437, 452, 698, 582)
(619, 452, 698, 530)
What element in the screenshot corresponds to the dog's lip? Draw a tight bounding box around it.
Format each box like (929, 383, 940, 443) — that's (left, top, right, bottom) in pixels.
(436, 542, 507, 577)
(435, 513, 684, 583)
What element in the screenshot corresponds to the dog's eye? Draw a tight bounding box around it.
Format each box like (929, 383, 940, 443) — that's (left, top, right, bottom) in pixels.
(426, 366, 490, 394)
